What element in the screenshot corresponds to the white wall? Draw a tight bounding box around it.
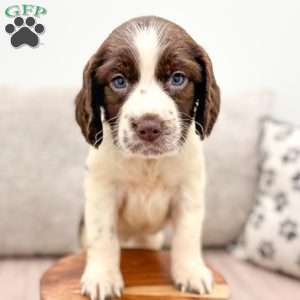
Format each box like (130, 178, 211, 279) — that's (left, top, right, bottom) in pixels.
(1, 0, 299, 123)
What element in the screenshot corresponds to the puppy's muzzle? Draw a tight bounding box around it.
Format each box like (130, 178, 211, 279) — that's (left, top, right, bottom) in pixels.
(131, 114, 163, 143)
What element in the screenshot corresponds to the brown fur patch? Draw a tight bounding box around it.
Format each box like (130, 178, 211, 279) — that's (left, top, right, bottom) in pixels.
(95, 48, 139, 143)
(155, 42, 201, 139)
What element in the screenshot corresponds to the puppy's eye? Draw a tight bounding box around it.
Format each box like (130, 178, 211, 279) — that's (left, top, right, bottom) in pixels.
(111, 74, 128, 90)
(169, 71, 187, 87)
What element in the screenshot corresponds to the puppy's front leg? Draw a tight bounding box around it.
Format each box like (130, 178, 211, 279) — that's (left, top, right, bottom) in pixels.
(81, 177, 123, 300)
(171, 183, 213, 295)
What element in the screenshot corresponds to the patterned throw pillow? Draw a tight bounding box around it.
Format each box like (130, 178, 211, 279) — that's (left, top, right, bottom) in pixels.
(233, 118, 300, 278)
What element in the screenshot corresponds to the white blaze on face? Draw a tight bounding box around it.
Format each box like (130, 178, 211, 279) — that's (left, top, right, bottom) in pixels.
(134, 25, 160, 87)
(118, 24, 181, 155)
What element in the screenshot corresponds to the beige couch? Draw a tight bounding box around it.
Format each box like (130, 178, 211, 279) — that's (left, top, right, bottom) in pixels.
(1, 86, 299, 299)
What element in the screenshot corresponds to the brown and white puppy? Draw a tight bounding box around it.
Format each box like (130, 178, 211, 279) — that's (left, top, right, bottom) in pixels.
(75, 16, 220, 300)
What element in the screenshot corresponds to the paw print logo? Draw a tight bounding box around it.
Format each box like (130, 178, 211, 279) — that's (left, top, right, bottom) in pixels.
(282, 148, 300, 163)
(5, 16, 45, 48)
(273, 192, 288, 211)
(259, 169, 275, 192)
(292, 172, 300, 191)
(279, 219, 298, 241)
(251, 212, 265, 229)
(258, 241, 274, 259)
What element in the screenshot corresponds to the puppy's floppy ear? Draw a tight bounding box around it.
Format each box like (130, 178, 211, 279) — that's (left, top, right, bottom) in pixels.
(193, 45, 220, 139)
(75, 56, 104, 148)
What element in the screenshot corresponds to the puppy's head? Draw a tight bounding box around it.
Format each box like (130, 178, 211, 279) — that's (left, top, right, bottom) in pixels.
(75, 16, 220, 157)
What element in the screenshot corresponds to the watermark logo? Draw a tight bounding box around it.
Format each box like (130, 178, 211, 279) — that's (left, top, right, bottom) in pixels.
(4, 4, 47, 48)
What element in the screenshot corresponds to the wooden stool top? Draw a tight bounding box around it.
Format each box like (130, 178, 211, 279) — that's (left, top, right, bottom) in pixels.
(40, 249, 230, 300)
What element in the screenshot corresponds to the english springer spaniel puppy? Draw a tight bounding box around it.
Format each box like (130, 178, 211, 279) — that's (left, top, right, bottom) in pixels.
(75, 16, 220, 300)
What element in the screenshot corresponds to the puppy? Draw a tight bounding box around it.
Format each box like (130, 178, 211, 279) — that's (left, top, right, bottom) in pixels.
(75, 16, 220, 300)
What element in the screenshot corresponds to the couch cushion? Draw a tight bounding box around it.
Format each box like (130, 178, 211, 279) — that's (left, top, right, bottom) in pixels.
(203, 91, 274, 246)
(0, 86, 87, 255)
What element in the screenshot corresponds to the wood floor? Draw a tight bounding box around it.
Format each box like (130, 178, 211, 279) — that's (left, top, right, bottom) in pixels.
(1, 250, 299, 300)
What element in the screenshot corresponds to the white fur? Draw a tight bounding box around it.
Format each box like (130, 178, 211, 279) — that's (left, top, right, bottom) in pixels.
(81, 24, 213, 300)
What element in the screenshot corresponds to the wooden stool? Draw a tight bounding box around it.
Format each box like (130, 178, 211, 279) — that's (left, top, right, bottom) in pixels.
(40, 249, 230, 300)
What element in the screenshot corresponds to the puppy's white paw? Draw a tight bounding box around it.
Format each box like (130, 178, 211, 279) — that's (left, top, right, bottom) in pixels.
(81, 264, 124, 300)
(172, 262, 214, 295)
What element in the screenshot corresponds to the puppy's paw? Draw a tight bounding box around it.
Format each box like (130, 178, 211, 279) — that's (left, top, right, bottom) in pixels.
(172, 262, 214, 295)
(80, 264, 124, 300)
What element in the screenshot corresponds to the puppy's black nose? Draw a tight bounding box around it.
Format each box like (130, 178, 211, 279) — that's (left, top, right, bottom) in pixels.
(131, 115, 163, 142)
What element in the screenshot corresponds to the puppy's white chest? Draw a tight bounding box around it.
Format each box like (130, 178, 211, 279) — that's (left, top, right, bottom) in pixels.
(118, 177, 173, 235)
